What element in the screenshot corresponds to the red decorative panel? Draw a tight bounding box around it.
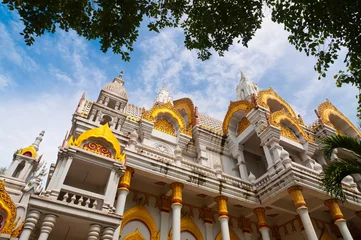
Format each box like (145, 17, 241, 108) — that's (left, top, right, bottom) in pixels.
(82, 142, 111, 158)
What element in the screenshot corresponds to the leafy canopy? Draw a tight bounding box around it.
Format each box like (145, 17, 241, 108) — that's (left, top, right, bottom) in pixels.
(2, 0, 361, 114)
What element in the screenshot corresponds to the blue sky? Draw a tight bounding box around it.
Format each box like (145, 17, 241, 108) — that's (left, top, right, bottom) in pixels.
(0, 5, 359, 168)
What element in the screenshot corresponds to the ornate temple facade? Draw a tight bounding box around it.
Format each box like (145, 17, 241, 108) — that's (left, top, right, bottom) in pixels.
(1, 71, 361, 240)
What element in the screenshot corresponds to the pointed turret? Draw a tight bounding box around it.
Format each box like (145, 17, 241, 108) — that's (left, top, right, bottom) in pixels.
(236, 71, 259, 100)
(102, 71, 128, 100)
(154, 81, 173, 105)
(33, 130, 45, 151)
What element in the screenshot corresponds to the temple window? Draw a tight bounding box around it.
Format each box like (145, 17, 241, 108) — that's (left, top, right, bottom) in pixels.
(100, 115, 112, 125)
(12, 160, 25, 178)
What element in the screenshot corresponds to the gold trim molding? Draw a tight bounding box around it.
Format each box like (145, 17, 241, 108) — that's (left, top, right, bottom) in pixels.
(173, 98, 195, 127)
(18, 145, 37, 158)
(67, 123, 125, 163)
(256, 88, 297, 118)
(142, 102, 191, 136)
(222, 100, 254, 134)
(124, 229, 146, 240)
(318, 99, 361, 137)
(168, 215, 204, 240)
(215, 227, 240, 240)
(121, 204, 159, 240)
(154, 119, 176, 136)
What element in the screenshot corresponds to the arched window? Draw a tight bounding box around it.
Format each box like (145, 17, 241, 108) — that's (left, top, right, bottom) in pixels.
(100, 115, 112, 125)
(12, 161, 25, 178)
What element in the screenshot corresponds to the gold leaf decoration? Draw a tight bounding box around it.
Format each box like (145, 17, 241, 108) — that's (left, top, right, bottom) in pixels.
(237, 118, 251, 136)
(154, 119, 176, 136)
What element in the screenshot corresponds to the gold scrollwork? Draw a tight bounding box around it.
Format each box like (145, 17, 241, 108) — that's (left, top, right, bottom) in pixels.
(280, 124, 299, 143)
(318, 100, 361, 137)
(237, 118, 251, 136)
(0, 180, 22, 236)
(173, 98, 195, 127)
(256, 88, 297, 118)
(67, 123, 125, 163)
(270, 109, 315, 143)
(142, 102, 191, 136)
(123, 229, 146, 240)
(222, 100, 255, 134)
(154, 119, 175, 136)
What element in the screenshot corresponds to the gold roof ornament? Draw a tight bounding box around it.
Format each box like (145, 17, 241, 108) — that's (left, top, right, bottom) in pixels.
(0, 180, 23, 237)
(67, 123, 125, 163)
(318, 99, 361, 137)
(142, 102, 191, 136)
(18, 145, 37, 158)
(270, 109, 314, 143)
(256, 88, 297, 118)
(173, 98, 196, 127)
(222, 100, 255, 134)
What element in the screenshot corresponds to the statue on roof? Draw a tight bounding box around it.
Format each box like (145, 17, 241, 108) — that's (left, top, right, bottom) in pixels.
(236, 71, 259, 100)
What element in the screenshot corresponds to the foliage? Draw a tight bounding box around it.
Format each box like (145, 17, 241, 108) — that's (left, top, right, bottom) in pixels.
(2, 0, 361, 114)
(320, 135, 361, 202)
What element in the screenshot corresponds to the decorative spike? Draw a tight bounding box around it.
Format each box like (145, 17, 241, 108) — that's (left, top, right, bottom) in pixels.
(33, 130, 45, 151)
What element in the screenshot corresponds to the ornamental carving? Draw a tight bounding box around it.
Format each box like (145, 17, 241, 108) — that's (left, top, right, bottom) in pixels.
(280, 124, 299, 143)
(237, 118, 251, 136)
(124, 229, 146, 240)
(67, 123, 125, 163)
(142, 102, 191, 136)
(18, 145, 36, 158)
(318, 100, 361, 137)
(222, 100, 255, 134)
(270, 109, 314, 143)
(121, 204, 160, 240)
(0, 180, 23, 236)
(215, 228, 240, 240)
(256, 88, 297, 118)
(173, 98, 195, 127)
(154, 119, 175, 136)
(82, 142, 112, 158)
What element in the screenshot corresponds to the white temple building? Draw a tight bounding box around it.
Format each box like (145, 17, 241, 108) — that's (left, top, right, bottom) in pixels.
(1, 71, 361, 240)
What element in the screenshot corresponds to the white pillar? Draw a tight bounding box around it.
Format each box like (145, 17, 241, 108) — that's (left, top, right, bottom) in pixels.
(297, 207, 318, 240)
(19, 210, 41, 240)
(46, 159, 65, 191)
(244, 232, 252, 240)
(262, 145, 274, 168)
(219, 217, 230, 240)
(38, 214, 57, 240)
(160, 211, 170, 240)
(88, 224, 101, 240)
(237, 151, 248, 181)
(18, 161, 33, 181)
(102, 227, 115, 240)
(259, 227, 270, 240)
(104, 165, 122, 209)
(171, 204, 182, 240)
(335, 219, 353, 240)
(113, 189, 129, 240)
(52, 157, 73, 193)
(205, 222, 214, 240)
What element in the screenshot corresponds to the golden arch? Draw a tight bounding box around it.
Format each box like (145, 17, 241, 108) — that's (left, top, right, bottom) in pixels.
(67, 123, 125, 162)
(215, 227, 240, 240)
(257, 88, 297, 118)
(173, 98, 195, 127)
(19, 145, 37, 158)
(222, 100, 254, 134)
(270, 109, 314, 143)
(121, 204, 159, 240)
(318, 100, 361, 137)
(168, 216, 204, 240)
(142, 102, 191, 136)
(123, 229, 146, 240)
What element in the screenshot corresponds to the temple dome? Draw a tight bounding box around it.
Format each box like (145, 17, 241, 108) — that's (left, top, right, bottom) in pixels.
(102, 71, 128, 99)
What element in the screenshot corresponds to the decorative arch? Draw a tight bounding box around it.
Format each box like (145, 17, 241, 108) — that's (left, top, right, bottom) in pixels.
(215, 227, 240, 240)
(270, 109, 314, 143)
(19, 145, 36, 158)
(123, 229, 146, 240)
(168, 215, 204, 240)
(0, 180, 23, 237)
(154, 118, 176, 136)
(222, 100, 255, 134)
(142, 102, 191, 136)
(67, 123, 125, 163)
(121, 204, 159, 240)
(256, 88, 297, 118)
(318, 100, 361, 137)
(173, 98, 195, 127)
(237, 118, 251, 136)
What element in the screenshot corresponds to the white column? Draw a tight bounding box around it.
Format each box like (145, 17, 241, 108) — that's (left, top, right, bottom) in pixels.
(103, 165, 122, 209)
(53, 157, 73, 191)
(18, 161, 33, 181)
(205, 222, 214, 240)
(171, 204, 182, 240)
(46, 159, 65, 191)
(5, 159, 20, 176)
(259, 227, 270, 240)
(244, 232, 252, 240)
(19, 210, 41, 240)
(237, 151, 248, 181)
(102, 227, 115, 240)
(38, 214, 57, 240)
(113, 189, 129, 240)
(88, 224, 101, 240)
(335, 219, 353, 240)
(262, 145, 274, 168)
(297, 207, 318, 240)
(219, 217, 230, 240)
(160, 211, 170, 240)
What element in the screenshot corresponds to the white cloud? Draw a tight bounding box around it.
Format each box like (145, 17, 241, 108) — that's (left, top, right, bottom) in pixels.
(0, 74, 11, 90)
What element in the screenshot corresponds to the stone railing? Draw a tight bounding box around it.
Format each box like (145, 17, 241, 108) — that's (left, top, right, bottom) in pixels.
(57, 185, 104, 210)
(135, 145, 175, 164)
(222, 173, 253, 189)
